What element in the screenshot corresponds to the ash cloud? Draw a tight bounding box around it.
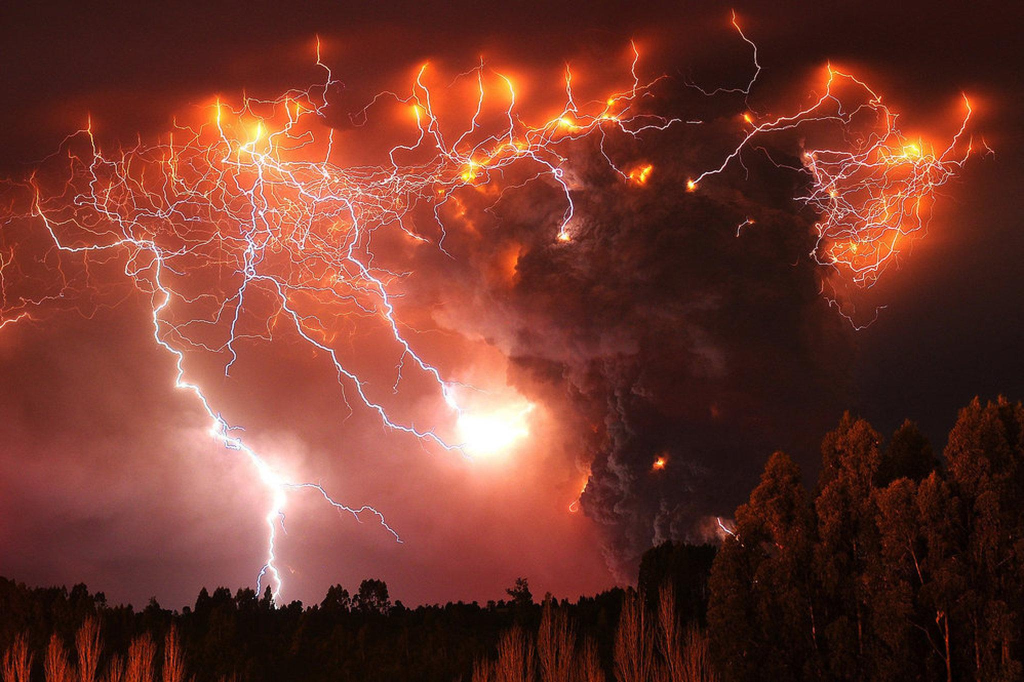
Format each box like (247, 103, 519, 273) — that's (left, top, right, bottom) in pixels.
(425, 110, 854, 580)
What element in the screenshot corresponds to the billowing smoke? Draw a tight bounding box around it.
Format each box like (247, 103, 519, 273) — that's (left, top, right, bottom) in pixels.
(409, 101, 854, 580)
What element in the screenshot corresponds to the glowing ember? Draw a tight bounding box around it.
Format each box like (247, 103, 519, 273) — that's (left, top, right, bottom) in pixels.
(628, 163, 654, 185)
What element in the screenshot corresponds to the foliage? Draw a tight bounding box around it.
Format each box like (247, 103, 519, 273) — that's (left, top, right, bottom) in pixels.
(0, 577, 666, 682)
(708, 397, 1024, 682)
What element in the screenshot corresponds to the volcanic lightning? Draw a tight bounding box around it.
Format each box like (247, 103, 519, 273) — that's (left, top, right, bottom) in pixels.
(690, 63, 977, 321)
(0, 15, 979, 599)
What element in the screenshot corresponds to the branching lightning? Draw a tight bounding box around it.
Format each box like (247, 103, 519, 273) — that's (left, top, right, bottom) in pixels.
(689, 59, 976, 323)
(0, 16, 978, 598)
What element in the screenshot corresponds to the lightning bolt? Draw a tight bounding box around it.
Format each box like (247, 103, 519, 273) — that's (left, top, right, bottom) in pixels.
(0, 17, 978, 599)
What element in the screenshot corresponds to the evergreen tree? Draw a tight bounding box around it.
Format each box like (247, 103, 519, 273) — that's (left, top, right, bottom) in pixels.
(813, 413, 883, 680)
(916, 471, 965, 682)
(709, 451, 818, 681)
(942, 397, 1024, 680)
(871, 477, 928, 680)
(354, 580, 391, 616)
(876, 420, 937, 487)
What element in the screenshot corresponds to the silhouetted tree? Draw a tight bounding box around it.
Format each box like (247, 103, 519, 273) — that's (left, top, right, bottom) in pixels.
(319, 585, 351, 613)
(354, 580, 391, 616)
(637, 544, 715, 625)
(506, 579, 533, 610)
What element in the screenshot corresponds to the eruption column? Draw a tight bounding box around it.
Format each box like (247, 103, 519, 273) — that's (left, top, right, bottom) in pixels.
(0, 20, 978, 596)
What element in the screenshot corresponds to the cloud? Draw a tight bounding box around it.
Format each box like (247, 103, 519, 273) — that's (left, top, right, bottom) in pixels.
(410, 110, 854, 579)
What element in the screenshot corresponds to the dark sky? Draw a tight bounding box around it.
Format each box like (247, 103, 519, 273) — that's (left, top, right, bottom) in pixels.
(0, 0, 1020, 608)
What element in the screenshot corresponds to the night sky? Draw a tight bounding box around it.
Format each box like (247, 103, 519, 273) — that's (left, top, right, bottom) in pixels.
(0, 1, 1020, 609)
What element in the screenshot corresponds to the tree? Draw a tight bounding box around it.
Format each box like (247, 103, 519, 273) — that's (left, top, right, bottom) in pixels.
(876, 420, 936, 487)
(941, 397, 1024, 680)
(637, 544, 716, 625)
(813, 414, 883, 680)
(707, 536, 759, 681)
(914, 472, 964, 682)
(576, 638, 605, 682)
(43, 633, 72, 682)
(708, 451, 818, 681)
(655, 584, 683, 681)
(496, 625, 535, 682)
(870, 478, 928, 680)
(679, 627, 717, 682)
(1, 634, 32, 682)
(319, 585, 351, 613)
(354, 579, 391, 616)
(506, 578, 534, 610)
(162, 626, 189, 682)
(125, 633, 156, 682)
(471, 659, 496, 682)
(614, 589, 653, 682)
(76, 617, 102, 682)
(538, 598, 576, 682)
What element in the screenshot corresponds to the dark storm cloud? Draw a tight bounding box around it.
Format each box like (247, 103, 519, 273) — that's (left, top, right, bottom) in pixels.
(411, 113, 855, 579)
(533, 156, 851, 577)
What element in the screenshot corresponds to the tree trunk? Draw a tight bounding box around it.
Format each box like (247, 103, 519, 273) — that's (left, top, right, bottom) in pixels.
(942, 613, 952, 682)
(809, 603, 818, 652)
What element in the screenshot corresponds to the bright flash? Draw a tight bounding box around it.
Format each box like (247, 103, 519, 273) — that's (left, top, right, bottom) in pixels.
(457, 404, 534, 457)
(628, 163, 654, 185)
(652, 455, 668, 471)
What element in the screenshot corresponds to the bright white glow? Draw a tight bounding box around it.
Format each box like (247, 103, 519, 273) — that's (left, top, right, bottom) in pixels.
(457, 404, 533, 457)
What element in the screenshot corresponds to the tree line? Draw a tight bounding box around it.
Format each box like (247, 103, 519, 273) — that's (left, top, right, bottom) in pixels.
(0, 572, 670, 682)
(2, 395, 1020, 681)
(708, 396, 1024, 681)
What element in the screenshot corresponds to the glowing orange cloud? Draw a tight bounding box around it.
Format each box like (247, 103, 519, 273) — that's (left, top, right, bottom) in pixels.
(0, 15, 980, 598)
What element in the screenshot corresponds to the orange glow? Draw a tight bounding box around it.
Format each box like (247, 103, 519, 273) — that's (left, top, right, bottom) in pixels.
(1, 20, 982, 598)
(804, 99, 968, 286)
(497, 243, 522, 284)
(568, 477, 589, 513)
(628, 163, 654, 185)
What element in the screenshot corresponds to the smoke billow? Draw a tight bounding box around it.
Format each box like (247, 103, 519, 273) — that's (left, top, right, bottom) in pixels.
(416, 110, 853, 580)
